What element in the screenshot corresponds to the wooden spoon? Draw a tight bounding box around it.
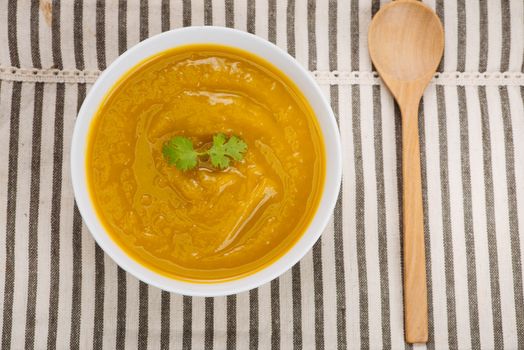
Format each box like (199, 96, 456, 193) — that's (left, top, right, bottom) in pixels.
(368, 0, 444, 344)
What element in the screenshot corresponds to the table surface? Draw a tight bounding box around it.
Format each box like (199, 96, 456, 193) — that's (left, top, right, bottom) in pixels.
(0, 0, 523, 349)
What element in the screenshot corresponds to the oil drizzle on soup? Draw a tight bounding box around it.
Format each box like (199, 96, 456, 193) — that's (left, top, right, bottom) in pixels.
(87, 44, 325, 282)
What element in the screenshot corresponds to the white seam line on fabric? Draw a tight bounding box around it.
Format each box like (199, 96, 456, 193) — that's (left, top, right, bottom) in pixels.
(0, 66, 523, 86)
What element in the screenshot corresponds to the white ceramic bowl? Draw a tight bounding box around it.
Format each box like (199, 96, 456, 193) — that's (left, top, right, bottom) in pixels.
(71, 26, 342, 296)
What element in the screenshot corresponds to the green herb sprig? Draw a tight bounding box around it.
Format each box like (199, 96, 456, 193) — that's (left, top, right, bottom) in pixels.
(162, 133, 247, 171)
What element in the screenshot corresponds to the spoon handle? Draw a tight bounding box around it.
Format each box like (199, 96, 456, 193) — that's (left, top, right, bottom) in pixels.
(401, 99, 428, 343)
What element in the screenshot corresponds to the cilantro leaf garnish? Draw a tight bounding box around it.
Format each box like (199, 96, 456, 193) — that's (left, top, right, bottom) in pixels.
(162, 136, 199, 171)
(162, 133, 247, 171)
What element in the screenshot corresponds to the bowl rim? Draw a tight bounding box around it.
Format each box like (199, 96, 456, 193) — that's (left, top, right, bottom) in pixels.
(71, 26, 342, 296)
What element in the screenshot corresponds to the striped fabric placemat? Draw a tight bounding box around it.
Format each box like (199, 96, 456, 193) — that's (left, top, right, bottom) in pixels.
(0, 0, 523, 349)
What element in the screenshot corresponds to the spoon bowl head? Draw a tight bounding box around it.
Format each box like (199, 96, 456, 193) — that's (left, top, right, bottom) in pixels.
(368, 0, 444, 83)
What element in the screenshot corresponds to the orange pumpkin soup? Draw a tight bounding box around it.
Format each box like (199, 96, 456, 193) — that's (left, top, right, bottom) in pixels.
(87, 44, 325, 282)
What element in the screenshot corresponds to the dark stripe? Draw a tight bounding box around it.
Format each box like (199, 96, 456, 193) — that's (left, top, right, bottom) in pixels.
(183, 0, 191, 27)
(161, 0, 170, 31)
(330, 2, 347, 349)
(7, 0, 19, 67)
(312, 241, 324, 350)
(247, 0, 256, 34)
(352, 84, 369, 350)
(51, 0, 63, 69)
(435, 0, 444, 72)
(70, 84, 86, 350)
(478, 86, 504, 348)
(499, 86, 524, 348)
(286, 2, 302, 347)
(115, 267, 127, 348)
(349, 0, 358, 71)
(225, 0, 234, 28)
(268, 0, 276, 44)
(286, 0, 295, 57)
(307, 0, 316, 71)
(291, 264, 302, 349)
(308, 2, 324, 349)
(47, 83, 65, 350)
(138, 282, 149, 349)
(227, 295, 237, 349)
(69, 205, 83, 350)
(204, 298, 214, 349)
(140, 0, 148, 41)
(160, 291, 171, 350)
(271, 279, 280, 350)
(415, 99, 432, 350)
(332, 87, 348, 350)
(96, 0, 107, 70)
(371, 0, 380, 17)
(479, 1, 488, 72)
(249, 290, 259, 350)
(456, 0, 466, 72)
(93, 245, 105, 350)
(94, 1, 107, 346)
(204, 0, 212, 26)
(1, 81, 21, 350)
(436, 86, 458, 348)
(24, 83, 44, 350)
(457, 86, 481, 350)
(182, 296, 192, 350)
(30, 0, 42, 68)
(118, 0, 127, 54)
(500, 0, 511, 72)
(373, 85, 392, 349)
(74, 0, 85, 70)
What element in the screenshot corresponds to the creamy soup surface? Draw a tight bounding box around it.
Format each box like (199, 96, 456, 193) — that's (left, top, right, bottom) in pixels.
(87, 44, 325, 281)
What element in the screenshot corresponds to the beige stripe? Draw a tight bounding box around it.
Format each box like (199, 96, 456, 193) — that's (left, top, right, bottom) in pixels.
(169, 0, 184, 29)
(486, 1, 503, 71)
(444, 86, 474, 349)
(278, 271, 293, 349)
(147, 286, 162, 349)
(380, 88, 405, 348)
(299, 251, 316, 349)
(210, 0, 226, 27)
(294, 0, 308, 68)
(509, 0, 524, 71)
(149, 0, 164, 35)
(0, 1, 10, 65)
(9, 83, 33, 345)
(15, 0, 32, 68)
(255, 0, 268, 40)
(126, 1, 141, 50)
(236, 291, 250, 349)
(0, 82, 13, 337)
(338, 84, 358, 348)
(314, 0, 329, 71)
(54, 85, 78, 349)
(106, 0, 122, 65)
(423, 85, 451, 346)
(213, 296, 227, 349)
(123, 276, 140, 349)
(190, 297, 206, 349)
(32, 84, 57, 347)
(359, 84, 384, 348)
(60, 1, 77, 70)
(508, 88, 524, 311)
(485, 85, 519, 347)
(191, 0, 206, 26)
(169, 295, 184, 349)
(465, 1, 481, 71)
(444, 1, 458, 71)
(336, 0, 350, 71)
(256, 282, 272, 349)
(102, 259, 119, 350)
(274, 0, 287, 52)
(234, 0, 247, 32)
(465, 85, 495, 349)
(357, 0, 371, 71)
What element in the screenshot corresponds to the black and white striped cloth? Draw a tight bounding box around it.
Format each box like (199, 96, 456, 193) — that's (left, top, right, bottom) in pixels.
(0, 0, 523, 349)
